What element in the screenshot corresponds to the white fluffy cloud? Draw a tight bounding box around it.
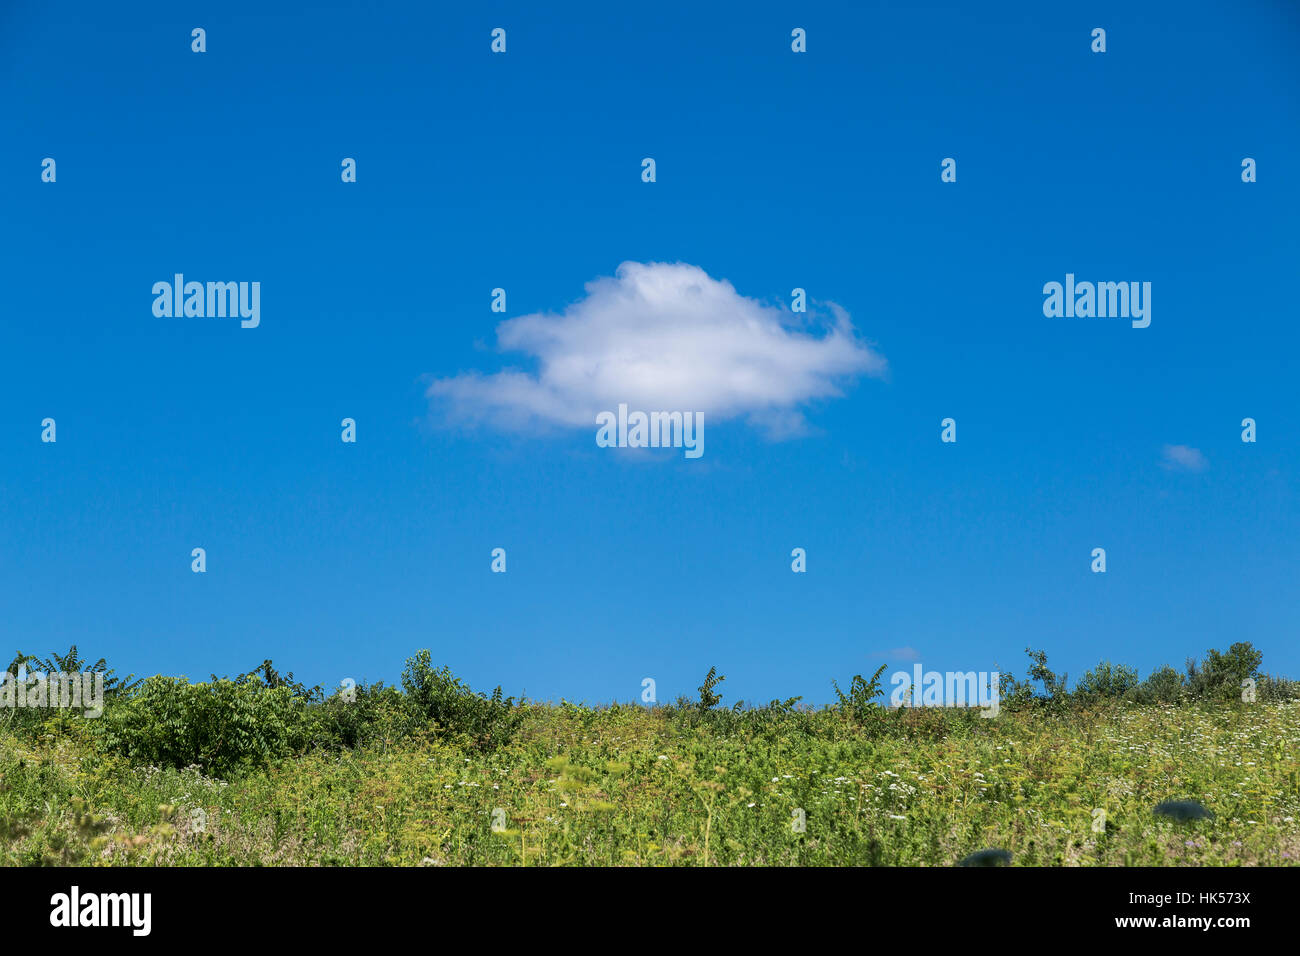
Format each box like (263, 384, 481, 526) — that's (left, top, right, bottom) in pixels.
(428, 261, 886, 436)
(1161, 444, 1208, 472)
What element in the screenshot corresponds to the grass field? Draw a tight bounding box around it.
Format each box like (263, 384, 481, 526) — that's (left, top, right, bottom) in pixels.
(3, 695, 1297, 866)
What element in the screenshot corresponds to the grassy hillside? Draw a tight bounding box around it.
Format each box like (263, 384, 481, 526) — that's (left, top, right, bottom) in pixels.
(2, 670, 1298, 865)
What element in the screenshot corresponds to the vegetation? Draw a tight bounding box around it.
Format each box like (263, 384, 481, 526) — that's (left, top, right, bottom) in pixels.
(0, 644, 1297, 865)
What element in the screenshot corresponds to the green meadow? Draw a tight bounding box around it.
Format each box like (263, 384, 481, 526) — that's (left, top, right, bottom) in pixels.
(1, 646, 1297, 866)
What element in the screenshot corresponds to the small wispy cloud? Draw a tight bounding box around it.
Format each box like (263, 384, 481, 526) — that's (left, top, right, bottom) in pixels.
(428, 261, 886, 438)
(1161, 444, 1208, 472)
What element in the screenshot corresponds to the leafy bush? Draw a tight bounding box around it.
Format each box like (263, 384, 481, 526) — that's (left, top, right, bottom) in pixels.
(991, 649, 1068, 711)
(2, 645, 138, 739)
(399, 650, 524, 751)
(832, 665, 888, 724)
(30, 645, 138, 698)
(670, 694, 817, 741)
(1257, 673, 1300, 702)
(696, 667, 725, 710)
(1025, 648, 1069, 704)
(896, 702, 948, 741)
(1073, 661, 1140, 703)
(1185, 642, 1263, 702)
(96, 675, 311, 776)
(307, 681, 412, 751)
(12, 639, 1295, 789)
(1131, 665, 1185, 704)
(992, 669, 1036, 709)
(1003, 644, 1269, 707)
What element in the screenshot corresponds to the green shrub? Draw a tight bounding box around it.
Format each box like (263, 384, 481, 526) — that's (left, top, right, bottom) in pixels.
(308, 682, 413, 750)
(96, 675, 311, 776)
(832, 665, 888, 725)
(670, 694, 818, 741)
(399, 650, 524, 751)
(1131, 664, 1185, 704)
(2, 645, 137, 740)
(1074, 661, 1140, 702)
(1025, 648, 1069, 705)
(1257, 674, 1300, 702)
(1185, 642, 1263, 701)
(696, 666, 726, 710)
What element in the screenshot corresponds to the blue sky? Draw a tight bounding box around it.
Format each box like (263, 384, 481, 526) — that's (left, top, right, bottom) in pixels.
(1, 0, 1297, 704)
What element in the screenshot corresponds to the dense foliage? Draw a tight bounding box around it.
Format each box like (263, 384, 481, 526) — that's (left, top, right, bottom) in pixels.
(0, 643, 1297, 865)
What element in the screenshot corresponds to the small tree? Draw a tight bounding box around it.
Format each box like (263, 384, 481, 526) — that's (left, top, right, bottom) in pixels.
(696, 666, 725, 710)
(1186, 642, 1263, 701)
(1132, 665, 1185, 704)
(1025, 648, 1069, 704)
(35, 645, 137, 696)
(400, 650, 525, 750)
(832, 665, 888, 723)
(1074, 661, 1140, 702)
